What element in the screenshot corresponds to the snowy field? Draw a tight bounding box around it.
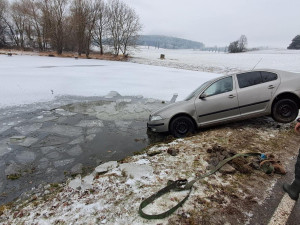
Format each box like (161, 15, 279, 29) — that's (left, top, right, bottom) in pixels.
(0, 54, 219, 108)
(131, 47, 300, 74)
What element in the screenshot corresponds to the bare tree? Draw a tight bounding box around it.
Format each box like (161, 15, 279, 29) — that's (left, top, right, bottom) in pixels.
(238, 34, 247, 52)
(0, 0, 8, 47)
(10, 0, 29, 49)
(228, 35, 248, 53)
(85, 0, 101, 58)
(40, 0, 69, 54)
(119, 5, 141, 55)
(70, 0, 101, 57)
(70, 0, 89, 56)
(1, 0, 142, 55)
(0, 0, 6, 21)
(93, 0, 108, 55)
(20, 0, 46, 51)
(288, 35, 300, 50)
(107, 0, 141, 56)
(107, 0, 122, 55)
(228, 40, 239, 53)
(0, 0, 26, 48)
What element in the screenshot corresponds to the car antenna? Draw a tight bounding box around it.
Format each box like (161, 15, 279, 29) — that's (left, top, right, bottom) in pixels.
(170, 93, 178, 103)
(252, 58, 263, 70)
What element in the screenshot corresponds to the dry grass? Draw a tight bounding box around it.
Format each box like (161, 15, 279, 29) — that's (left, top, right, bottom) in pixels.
(0, 49, 129, 61)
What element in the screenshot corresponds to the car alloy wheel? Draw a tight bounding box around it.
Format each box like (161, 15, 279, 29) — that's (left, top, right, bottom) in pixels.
(272, 99, 298, 123)
(170, 116, 195, 138)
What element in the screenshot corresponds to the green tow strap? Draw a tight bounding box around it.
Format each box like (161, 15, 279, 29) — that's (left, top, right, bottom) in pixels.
(139, 152, 262, 220)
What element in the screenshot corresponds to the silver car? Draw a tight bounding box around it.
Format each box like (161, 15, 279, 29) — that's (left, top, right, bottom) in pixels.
(147, 69, 300, 137)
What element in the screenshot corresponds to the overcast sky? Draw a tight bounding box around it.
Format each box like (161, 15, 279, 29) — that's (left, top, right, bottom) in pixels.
(125, 0, 300, 48)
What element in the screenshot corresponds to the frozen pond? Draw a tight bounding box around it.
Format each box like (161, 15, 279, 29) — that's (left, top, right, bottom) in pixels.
(0, 53, 219, 205)
(0, 54, 219, 108)
(0, 94, 168, 205)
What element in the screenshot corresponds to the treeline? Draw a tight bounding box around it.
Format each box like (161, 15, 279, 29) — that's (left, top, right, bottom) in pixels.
(228, 35, 247, 53)
(137, 35, 205, 50)
(287, 35, 300, 50)
(0, 0, 142, 56)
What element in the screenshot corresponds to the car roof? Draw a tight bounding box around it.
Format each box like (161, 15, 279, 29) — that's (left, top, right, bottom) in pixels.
(231, 68, 300, 78)
(209, 69, 300, 84)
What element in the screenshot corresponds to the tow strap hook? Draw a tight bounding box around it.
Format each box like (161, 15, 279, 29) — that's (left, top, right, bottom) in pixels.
(175, 179, 188, 190)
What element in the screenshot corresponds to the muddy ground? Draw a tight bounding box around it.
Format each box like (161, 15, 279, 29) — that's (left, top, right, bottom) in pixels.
(1, 115, 299, 224)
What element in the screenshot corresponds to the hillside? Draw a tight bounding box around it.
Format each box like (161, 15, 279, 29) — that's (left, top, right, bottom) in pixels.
(137, 35, 205, 49)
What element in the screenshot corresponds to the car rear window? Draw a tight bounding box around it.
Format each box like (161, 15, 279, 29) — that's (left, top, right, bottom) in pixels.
(237, 71, 278, 88)
(237, 72, 262, 88)
(261, 71, 278, 82)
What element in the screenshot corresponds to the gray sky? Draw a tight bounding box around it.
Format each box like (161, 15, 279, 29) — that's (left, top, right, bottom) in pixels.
(126, 0, 300, 48)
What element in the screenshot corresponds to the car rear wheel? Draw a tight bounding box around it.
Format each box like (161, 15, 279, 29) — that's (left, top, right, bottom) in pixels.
(170, 116, 195, 138)
(272, 99, 298, 123)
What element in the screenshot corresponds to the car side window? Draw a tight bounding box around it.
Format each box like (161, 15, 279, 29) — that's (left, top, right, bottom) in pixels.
(237, 72, 262, 88)
(261, 71, 278, 82)
(204, 77, 233, 97)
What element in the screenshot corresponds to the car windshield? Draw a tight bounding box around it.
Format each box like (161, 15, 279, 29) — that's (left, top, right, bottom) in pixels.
(184, 81, 210, 101)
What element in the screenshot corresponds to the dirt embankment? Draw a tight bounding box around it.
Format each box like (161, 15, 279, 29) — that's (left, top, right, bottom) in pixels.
(1, 117, 299, 224)
(0, 49, 129, 61)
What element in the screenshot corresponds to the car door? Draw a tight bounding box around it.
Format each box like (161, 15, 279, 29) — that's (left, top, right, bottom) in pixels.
(195, 76, 240, 125)
(235, 71, 280, 116)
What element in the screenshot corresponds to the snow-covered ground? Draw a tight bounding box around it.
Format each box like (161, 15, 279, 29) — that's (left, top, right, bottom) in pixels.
(0, 54, 219, 108)
(130, 47, 300, 74)
(1, 48, 300, 224)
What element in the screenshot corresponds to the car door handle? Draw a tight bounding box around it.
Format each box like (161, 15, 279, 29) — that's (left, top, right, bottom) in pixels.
(228, 94, 236, 98)
(268, 85, 275, 89)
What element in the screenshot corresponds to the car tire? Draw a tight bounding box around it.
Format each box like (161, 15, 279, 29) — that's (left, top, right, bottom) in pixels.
(170, 116, 195, 138)
(272, 99, 299, 123)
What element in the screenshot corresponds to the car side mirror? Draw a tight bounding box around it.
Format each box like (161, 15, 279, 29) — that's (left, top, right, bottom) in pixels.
(199, 93, 207, 99)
